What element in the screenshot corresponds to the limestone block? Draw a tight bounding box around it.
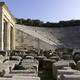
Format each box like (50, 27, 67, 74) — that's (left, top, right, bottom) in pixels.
(0, 55, 5, 63)
(0, 78, 12, 80)
(13, 76, 40, 80)
(76, 60, 80, 70)
(59, 74, 80, 80)
(57, 69, 79, 76)
(52, 60, 75, 80)
(5, 73, 38, 77)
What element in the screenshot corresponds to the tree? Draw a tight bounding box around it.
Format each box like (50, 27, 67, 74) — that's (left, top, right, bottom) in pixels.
(16, 18, 80, 27)
(26, 19, 33, 26)
(32, 20, 43, 27)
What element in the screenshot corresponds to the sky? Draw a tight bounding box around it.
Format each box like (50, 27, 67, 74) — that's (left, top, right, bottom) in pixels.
(2, 0, 80, 22)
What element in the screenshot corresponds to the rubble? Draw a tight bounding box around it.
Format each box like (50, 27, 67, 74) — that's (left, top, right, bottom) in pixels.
(59, 74, 80, 80)
(52, 60, 77, 80)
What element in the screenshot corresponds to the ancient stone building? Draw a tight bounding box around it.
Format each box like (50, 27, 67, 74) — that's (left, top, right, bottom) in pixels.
(0, 2, 16, 50)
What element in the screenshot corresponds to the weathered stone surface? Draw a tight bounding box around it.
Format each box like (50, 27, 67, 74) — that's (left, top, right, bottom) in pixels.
(0, 76, 40, 80)
(16, 24, 80, 51)
(21, 59, 39, 72)
(13, 76, 40, 80)
(6, 73, 38, 77)
(76, 60, 80, 70)
(57, 69, 79, 75)
(52, 60, 75, 80)
(0, 55, 5, 63)
(0, 2, 16, 50)
(59, 74, 80, 80)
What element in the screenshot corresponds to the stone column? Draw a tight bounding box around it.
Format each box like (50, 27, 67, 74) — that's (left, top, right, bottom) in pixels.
(3, 19, 8, 50)
(1, 17, 4, 50)
(0, 15, 2, 50)
(10, 26, 15, 50)
(7, 22, 10, 50)
(12, 27, 15, 50)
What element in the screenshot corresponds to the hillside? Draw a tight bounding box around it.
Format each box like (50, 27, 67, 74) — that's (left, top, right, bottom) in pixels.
(15, 24, 80, 50)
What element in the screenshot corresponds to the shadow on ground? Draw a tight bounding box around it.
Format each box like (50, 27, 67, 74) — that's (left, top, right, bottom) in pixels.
(38, 70, 55, 80)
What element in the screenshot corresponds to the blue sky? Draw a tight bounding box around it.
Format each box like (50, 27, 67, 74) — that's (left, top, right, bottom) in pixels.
(2, 0, 80, 22)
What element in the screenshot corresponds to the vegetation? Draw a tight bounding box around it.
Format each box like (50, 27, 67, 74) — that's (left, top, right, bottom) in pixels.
(16, 18, 80, 27)
(16, 18, 43, 27)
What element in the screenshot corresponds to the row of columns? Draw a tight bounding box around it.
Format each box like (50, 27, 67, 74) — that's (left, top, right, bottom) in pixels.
(0, 16, 15, 50)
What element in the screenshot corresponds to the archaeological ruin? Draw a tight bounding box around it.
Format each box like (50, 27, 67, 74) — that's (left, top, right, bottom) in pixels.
(0, 2, 16, 51)
(0, 1, 80, 80)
